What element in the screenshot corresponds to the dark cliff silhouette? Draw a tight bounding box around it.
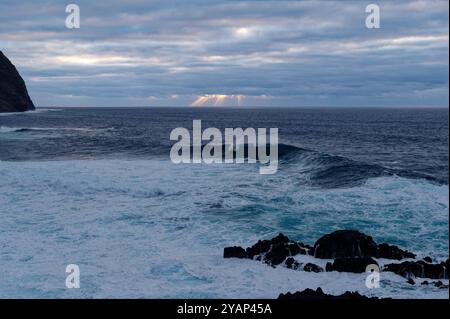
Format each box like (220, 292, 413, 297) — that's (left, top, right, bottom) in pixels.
(0, 50, 35, 113)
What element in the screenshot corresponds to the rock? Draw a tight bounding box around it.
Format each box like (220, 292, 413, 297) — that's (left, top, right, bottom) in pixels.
(435, 281, 448, 289)
(420, 280, 449, 288)
(383, 260, 448, 279)
(224, 230, 423, 275)
(264, 242, 291, 266)
(285, 257, 301, 270)
(423, 256, 433, 263)
(287, 242, 309, 256)
(224, 233, 311, 267)
(406, 278, 415, 285)
(376, 243, 416, 260)
(278, 288, 381, 300)
(223, 246, 247, 259)
(303, 263, 323, 273)
(0, 51, 35, 113)
(326, 257, 378, 273)
(245, 233, 289, 259)
(313, 230, 416, 260)
(443, 258, 450, 268)
(312, 230, 378, 259)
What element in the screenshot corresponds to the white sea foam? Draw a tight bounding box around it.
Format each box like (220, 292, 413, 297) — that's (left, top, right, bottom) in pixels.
(0, 126, 111, 134)
(0, 159, 448, 298)
(0, 108, 62, 117)
(0, 126, 20, 133)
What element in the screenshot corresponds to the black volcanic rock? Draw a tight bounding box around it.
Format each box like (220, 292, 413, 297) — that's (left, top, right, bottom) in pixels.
(278, 288, 381, 300)
(0, 50, 35, 113)
(423, 256, 432, 263)
(433, 281, 449, 289)
(325, 257, 378, 273)
(264, 243, 291, 266)
(406, 278, 415, 285)
(421, 280, 449, 288)
(383, 260, 448, 279)
(284, 257, 301, 270)
(303, 263, 323, 273)
(312, 230, 415, 260)
(376, 243, 415, 260)
(312, 230, 378, 259)
(224, 233, 311, 267)
(223, 246, 247, 259)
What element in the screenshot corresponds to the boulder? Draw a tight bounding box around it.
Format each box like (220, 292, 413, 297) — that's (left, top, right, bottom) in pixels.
(303, 263, 323, 273)
(223, 233, 311, 266)
(423, 256, 433, 263)
(325, 257, 378, 273)
(406, 278, 415, 285)
(383, 260, 448, 279)
(224, 246, 247, 259)
(420, 280, 449, 289)
(285, 257, 301, 270)
(376, 243, 416, 260)
(312, 230, 416, 260)
(312, 230, 378, 259)
(264, 242, 291, 266)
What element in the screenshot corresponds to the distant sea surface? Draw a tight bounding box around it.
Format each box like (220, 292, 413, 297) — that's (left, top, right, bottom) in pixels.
(0, 107, 448, 298)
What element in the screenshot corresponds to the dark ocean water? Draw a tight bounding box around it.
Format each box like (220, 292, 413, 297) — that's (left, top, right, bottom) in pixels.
(1, 107, 448, 186)
(0, 107, 448, 298)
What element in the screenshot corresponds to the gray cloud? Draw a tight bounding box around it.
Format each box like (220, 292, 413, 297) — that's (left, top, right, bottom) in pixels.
(0, 0, 448, 107)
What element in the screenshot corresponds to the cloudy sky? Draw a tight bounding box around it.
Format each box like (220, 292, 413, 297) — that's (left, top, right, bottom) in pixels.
(0, 0, 448, 107)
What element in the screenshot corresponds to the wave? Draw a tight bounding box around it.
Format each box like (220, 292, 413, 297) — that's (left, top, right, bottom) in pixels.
(0, 108, 62, 117)
(0, 126, 21, 133)
(0, 126, 113, 133)
(0, 159, 447, 298)
(276, 143, 445, 188)
(33, 108, 63, 113)
(177, 142, 443, 187)
(0, 127, 444, 188)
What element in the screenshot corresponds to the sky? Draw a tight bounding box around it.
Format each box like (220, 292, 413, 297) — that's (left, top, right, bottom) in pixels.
(0, 0, 448, 107)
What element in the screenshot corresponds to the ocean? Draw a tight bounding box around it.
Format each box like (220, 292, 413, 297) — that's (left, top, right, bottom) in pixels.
(0, 107, 448, 298)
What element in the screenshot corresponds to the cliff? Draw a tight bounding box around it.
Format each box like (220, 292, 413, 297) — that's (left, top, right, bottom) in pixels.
(0, 50, 35, 113)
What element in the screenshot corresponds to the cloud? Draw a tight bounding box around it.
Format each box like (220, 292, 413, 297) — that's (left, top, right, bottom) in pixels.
(0, 0, 448, 107)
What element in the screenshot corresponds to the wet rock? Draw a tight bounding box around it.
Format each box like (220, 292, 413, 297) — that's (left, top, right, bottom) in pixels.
(376, 243, 416, 260)
(287, 242, 309, 256)
(313, 230, 415, 260)
(245, 233, 289, 259)
(420, 280, 449, 289)
(264, 243, 291, 266)
(223, 246, 247, 259)
(432, 280, 448, 289)
(312, 230, 378, 259)
(383, 260, 448, 279)
(406, 278, 415, 285)
(303, 263, 323, 273)
(423, 256, 433, 263)
(285, 257, 301, 270)
(325, 257, 378, 273)
(224, 233, 311, 267)
(278, 288, 381, 300)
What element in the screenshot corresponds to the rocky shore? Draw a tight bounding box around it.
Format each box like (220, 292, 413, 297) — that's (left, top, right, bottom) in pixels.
(224, 230, 449, 298)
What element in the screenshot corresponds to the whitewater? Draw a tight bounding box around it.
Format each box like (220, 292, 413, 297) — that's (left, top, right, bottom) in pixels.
(0, 107, 448, 298)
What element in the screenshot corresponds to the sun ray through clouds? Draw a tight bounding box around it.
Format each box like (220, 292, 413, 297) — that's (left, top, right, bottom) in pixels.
(191, 94, 245, 107)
